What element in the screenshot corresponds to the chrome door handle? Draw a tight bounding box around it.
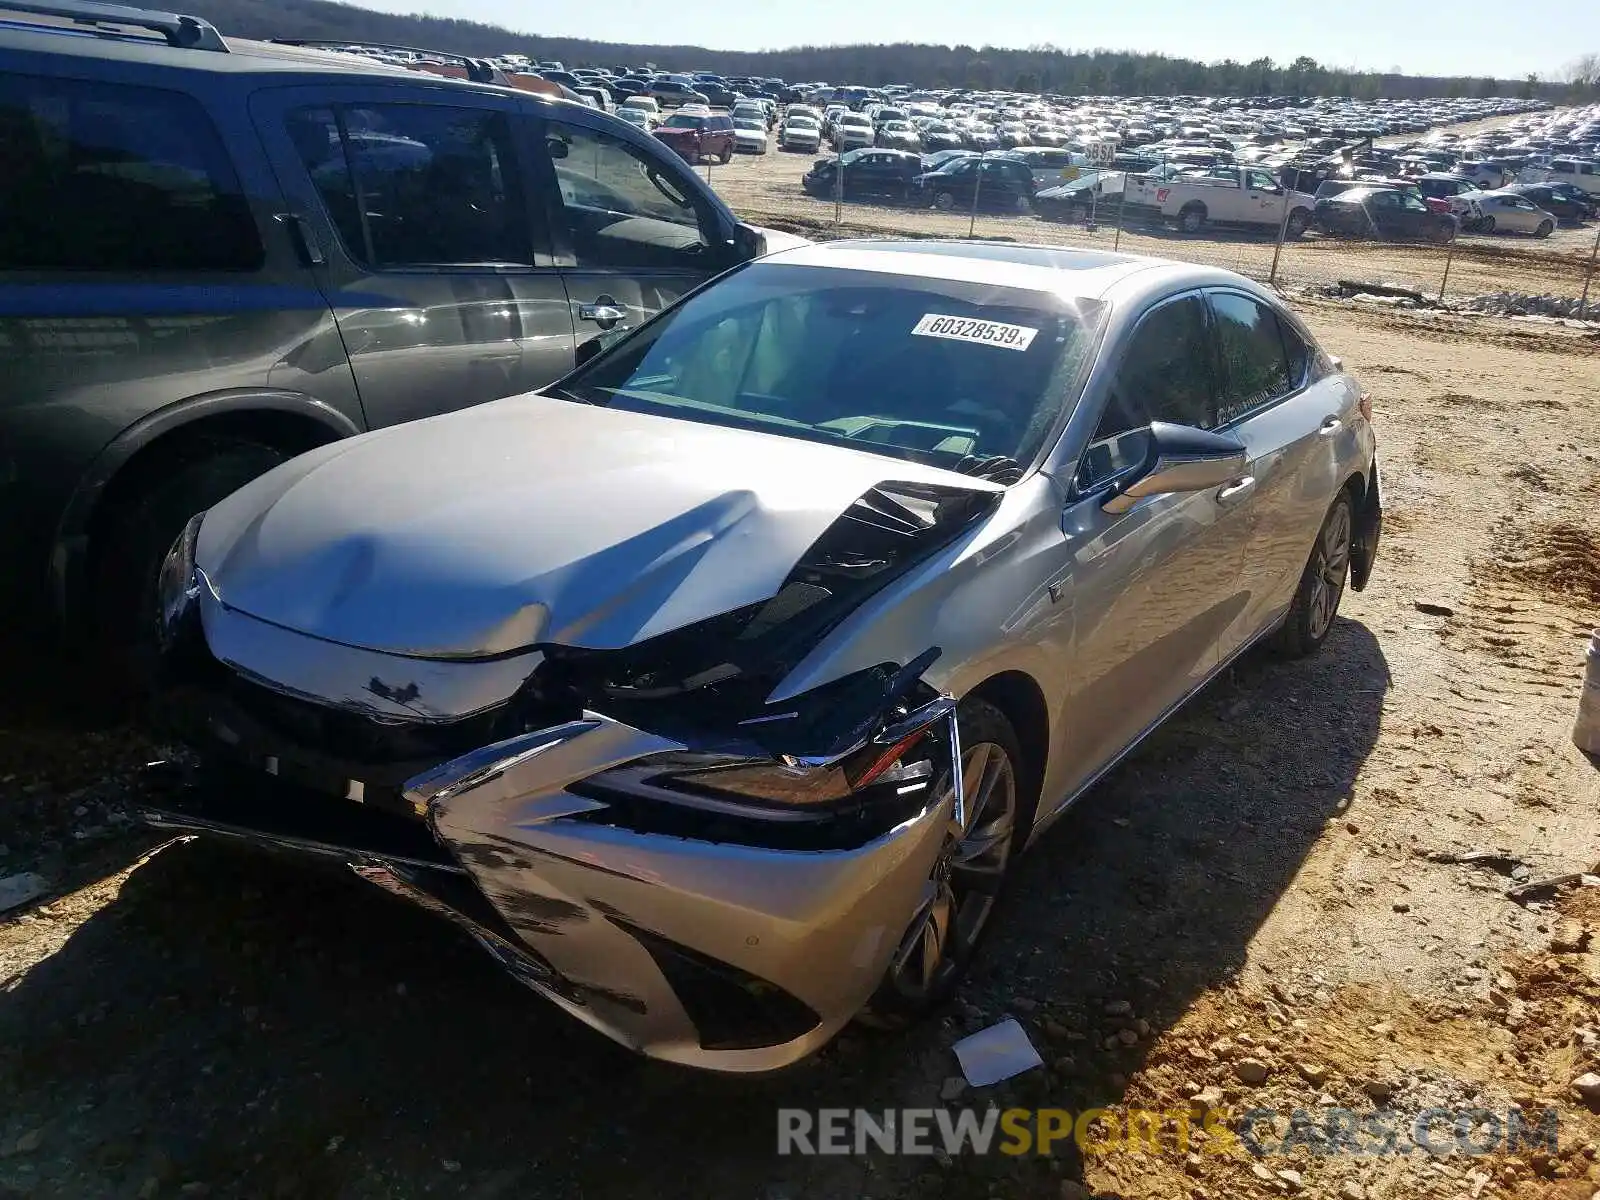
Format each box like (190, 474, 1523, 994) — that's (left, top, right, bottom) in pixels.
(578, 303, 628, 325)
(1216, 475, 1257, 505)
(1318, 416, 1343, 436)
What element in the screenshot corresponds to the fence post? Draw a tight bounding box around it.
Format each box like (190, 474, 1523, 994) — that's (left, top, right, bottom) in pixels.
(969, 158, 982, 239)
(1581, 219, 1600, 321)
(1438, 231, 1458, 304)
(1113, 172, 1127, 252)
(1086, 177, 1099, 234)
(1268, 187, 1291, 288)
(834, 151, 843, 227)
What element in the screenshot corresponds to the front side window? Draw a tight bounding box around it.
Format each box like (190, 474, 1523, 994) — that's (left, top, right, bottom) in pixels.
(552, 263, 1106, 476)
(1209, 292, 1294, 423)
(289, 104, 531, 269)
(544, 122, 710, 270)
(1078, 293, 1215, 491)
(0, 73, 261, 272)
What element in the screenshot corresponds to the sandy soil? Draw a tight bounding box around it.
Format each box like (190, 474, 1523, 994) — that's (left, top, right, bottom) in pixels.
(2, 276, 1599, 1199)
(708, 147, 1600, 303)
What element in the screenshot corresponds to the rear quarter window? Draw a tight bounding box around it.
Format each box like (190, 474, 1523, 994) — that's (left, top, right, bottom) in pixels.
(0, 73, 263, 273)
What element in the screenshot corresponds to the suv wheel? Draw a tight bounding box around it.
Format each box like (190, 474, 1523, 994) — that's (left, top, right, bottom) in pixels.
(94, 437, 284, 688)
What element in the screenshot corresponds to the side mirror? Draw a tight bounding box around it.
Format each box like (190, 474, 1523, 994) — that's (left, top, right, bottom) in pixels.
(546, 137, 570, 161)
(734, 222, 768, 260)
(1101, 421, 1248, 515)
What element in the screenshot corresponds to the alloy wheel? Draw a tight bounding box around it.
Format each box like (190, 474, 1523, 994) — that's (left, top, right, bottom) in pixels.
(1306, 501, 1352, 641)
(884, 740, 1018, 1002)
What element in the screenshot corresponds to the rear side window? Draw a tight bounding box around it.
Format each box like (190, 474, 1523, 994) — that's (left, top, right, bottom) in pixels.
(0, 74, 262, 273)
(1209, 292, 1294, 423)
(288, 104, 533, 269)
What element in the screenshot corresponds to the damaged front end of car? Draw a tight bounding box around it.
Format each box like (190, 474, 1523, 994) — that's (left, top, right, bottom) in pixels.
(144, 480, 996, 1071)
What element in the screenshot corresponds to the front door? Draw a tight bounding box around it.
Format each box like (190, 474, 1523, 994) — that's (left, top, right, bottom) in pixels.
(1054, 292, 1256, 795)
(538, 118, 732, 358)
(251, 85, 577, 430)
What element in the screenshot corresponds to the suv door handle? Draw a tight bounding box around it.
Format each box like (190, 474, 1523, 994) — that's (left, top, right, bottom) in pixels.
(274, 213, 324, 266)
(1318, 416, 1343, 436)
(1216, 475, 1257, 506)
(578, 302, 628, 327)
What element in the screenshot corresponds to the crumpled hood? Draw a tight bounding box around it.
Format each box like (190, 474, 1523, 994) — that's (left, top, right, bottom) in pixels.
(196, 394, 995, 660)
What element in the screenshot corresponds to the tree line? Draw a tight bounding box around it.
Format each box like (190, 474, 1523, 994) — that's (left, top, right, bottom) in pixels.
(193, 0, 1595, 103)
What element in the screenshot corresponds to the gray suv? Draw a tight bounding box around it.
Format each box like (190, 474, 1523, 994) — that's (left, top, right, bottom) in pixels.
(0, 2, 792, 672)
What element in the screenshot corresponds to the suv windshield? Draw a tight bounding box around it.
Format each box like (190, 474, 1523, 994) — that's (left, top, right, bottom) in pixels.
(552, 263, 1107, 475)
(662, 115, 705, 129)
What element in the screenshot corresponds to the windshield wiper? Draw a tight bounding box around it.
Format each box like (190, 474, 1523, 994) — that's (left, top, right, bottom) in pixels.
(954, 454, 1024, 485)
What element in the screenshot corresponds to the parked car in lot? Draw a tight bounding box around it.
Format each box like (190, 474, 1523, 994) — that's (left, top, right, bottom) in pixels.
(653, 110, 737, 163)
(1415, 173, 1486, 224)
(648, 78, 707, 108)
(1033, 169, 1127, 222)
(0, 1, 799, 663)
(1311, 185, 1458, 242)
(832, 112, 875, 150)
(1505, 182, 1594, 222)
(732, 116, 769, 154)
(876, 120, 921, 152)
(913, 154, 1035, 212)
(1469, 190, 1557, 236)
(1125, 165, 1316, 237)
(148, 239, 1381, 1074)
(780, 113, 823, 152)
(803, 148, 924, 203)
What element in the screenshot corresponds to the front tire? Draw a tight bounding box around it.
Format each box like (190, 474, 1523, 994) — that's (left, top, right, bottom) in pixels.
(1285, 208, 1311, 239)
(1270, 489, 1354, 659)
(1479, 214, 1496, 233)
(1536, 220, 1553, 238)
(933, 190, 957, 211)
(859, 698, 1033, 1027)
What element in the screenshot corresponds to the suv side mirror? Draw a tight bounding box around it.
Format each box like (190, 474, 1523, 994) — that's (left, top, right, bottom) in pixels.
(1101, 421, 1248, 515)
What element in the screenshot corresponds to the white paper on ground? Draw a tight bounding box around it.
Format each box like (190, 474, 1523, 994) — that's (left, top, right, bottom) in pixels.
(952, 1017, 1044, 1086)
(0, 873, 47, 915)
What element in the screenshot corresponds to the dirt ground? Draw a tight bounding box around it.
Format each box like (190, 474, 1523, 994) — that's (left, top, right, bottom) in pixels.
(707, 147, 1600, 304)
(3, 267, 1600, 1198)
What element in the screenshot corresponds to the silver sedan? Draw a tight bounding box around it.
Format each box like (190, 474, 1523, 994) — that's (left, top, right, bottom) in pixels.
(1472, 189, 1558, 236)
(148, 242, 1382, 1073)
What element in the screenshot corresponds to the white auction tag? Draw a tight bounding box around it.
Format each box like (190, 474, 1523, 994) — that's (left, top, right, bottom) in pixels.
(911, 313, 1039, 352)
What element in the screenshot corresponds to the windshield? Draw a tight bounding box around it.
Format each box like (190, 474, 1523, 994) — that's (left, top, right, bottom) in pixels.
(551, 263, 1107, 476)
(662, 115, 703, 129)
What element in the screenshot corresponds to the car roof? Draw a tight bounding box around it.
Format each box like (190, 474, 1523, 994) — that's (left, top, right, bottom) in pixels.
(761, 239, 1207, 302)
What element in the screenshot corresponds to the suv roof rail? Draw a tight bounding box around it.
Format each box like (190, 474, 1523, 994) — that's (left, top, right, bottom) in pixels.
(1, 0, 226, 50)
(269, 38, 501, 83)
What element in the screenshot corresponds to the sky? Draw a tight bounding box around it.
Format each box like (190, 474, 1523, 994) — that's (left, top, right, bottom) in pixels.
(354, 0, 1597, 80)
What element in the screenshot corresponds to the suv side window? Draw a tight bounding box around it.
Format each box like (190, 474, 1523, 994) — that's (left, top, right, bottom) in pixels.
(1209, 292, 1294, 424)
(0, 73, 262, 273)
(543, 122, 711, 270)
(288, 104, 533, 269)
(1077, 294, 1216, 491)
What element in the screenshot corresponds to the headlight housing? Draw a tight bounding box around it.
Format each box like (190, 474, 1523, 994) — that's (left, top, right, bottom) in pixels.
(156, 511, 206, 650)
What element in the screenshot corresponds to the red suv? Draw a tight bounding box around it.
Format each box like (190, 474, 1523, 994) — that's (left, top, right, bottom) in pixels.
(653, 111, 736, 164)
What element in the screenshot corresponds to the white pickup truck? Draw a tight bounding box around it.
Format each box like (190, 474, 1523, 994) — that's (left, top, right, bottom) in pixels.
(1124, 165, 1317, 237)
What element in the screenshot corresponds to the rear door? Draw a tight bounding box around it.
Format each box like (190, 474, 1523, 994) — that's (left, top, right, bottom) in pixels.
(537, 115, 737, 357)
(1207, 289, 1351, 652)
(251, 84, 576, 430)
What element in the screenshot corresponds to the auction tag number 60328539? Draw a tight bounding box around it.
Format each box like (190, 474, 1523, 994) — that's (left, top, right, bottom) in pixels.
(911, 313, 1040, 352)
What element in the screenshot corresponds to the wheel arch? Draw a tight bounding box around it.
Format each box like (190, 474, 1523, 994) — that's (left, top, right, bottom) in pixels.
(52, 389, 360, 626)
(963, 669, 1051, 831)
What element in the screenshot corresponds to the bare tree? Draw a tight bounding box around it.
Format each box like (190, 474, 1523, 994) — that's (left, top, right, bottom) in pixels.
(1567, 53, 1600, 87)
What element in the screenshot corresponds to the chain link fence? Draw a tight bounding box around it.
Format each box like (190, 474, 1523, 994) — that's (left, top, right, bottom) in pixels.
(743, 159, 1600, 319)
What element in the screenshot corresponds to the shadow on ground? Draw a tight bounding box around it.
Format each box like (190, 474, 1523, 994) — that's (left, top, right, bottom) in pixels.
(0, 619, 1388, 1200)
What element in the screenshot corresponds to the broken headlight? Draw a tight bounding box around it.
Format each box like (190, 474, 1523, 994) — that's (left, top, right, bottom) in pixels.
(156, 511, 206, 650)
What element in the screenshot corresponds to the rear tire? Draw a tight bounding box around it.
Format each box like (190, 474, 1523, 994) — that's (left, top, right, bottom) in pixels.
(1179, 202, 1207, 234)
(93, 437, 285, 690)
(1270, 490, 1354, 659)
(934, 190, 957, 211)
(858, 697, 1034, 1028)
(1479, 214, 1496, 233)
